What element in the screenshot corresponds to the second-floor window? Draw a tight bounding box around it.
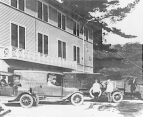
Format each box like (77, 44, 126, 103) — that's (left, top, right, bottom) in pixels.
(73, 21, 79, 37)
(11, 23, 25, 49)
(11, 0, 25, 11)
(73, 46, 80, 63)
(38, 33, 48, 55)
(58, 12, 66, 30)
(84, 27, 88, 41)
(58, 40, 66, 59)
(38, 1, 48, 22)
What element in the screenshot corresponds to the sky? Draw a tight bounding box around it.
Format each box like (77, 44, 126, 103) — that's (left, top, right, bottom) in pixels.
(104, 0, 143, 45)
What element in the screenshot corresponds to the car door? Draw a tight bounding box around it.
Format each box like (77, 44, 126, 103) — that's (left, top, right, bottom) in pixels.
(43, 74, 63, 97)
(0, 86, 13, 96)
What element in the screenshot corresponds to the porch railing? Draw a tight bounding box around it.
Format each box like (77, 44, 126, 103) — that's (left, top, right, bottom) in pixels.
(0, 46, 77, 70)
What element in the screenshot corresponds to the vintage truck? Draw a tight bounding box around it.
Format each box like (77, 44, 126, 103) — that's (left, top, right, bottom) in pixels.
(119, 75, 143, 99)
(63, 72, 124, 103)
(0, 71, 38, 108)
(14, 70, 84, 106)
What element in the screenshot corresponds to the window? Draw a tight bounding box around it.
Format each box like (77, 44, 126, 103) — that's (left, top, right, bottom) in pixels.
(73, 21, 80, 37)
(77, 23, 79, 36)
(11, 23, 18, 47)
(58, 12, 61, 28)
(19, 0, 24, 11)
(73, 21, 76, 35)
(38, 33, 48, 54)
(43, 4, 48, 22)
(11, 0, 24, 11)
(58, 40, 66, 59)
(38, 1, 42, 19)
(58, 12, 66, 30)
(38, 1, 49, 22)
(19, 26, 25, 49)
(84, 27, 88, 41)
(38, 33, 43, 53)
(11, 23, 25, 49)
(44, 35, 48, 54)
(73, 46, 80, 63)
(62, 15, 65, 30)
(11, 0, 17, 8)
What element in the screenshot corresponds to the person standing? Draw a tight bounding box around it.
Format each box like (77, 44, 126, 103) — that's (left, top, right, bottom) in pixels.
(91, 79, 102, 101)
(130, 77, 137, 99)
(105, 79, 114, 103)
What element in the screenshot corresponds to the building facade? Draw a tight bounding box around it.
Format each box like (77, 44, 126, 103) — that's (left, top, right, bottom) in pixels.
(0, 0, 100, 73)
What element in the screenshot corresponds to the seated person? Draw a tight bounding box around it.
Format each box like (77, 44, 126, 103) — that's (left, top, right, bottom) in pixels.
(47, 78, 57, 86)
(0, 76, 9, 86)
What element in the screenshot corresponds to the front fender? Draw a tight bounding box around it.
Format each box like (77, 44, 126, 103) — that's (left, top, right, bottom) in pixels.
(111, 88, 123, 95)
(63, 91, 83, 100)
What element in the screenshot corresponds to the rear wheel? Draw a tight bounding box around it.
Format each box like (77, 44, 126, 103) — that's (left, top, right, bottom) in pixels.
(112, 92, 123, 103)
(71, 93, 84, 106)
(20, 94, 34, 108)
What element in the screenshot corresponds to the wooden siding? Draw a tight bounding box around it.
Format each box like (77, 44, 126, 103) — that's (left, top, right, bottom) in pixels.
(0, 2, 93, 73)
(36, 20, 84, 62)
(0, 4, 36, 51)
(0, 0, 10, 5)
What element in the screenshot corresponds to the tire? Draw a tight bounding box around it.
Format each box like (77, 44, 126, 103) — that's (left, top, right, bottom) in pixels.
(112, 92, 123, 103)
(33, 94, 39, 106)
(71, 93, 84, 106)
(89, 88, 94, 98)
(20, 94, 34, 108)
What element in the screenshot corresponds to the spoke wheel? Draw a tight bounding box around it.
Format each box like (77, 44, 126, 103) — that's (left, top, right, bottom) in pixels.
(71, 93, 84, 106)
(112, 92, 123, 103)
(20, 94, 34, 108)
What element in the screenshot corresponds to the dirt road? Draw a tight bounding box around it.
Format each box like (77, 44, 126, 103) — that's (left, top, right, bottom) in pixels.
(2, 100, 143, 117)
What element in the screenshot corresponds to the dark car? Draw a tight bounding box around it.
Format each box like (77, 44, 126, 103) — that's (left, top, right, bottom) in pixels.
(0, 71, 39, 108)
(14, 70, 84, 106)
(121, 75, 143, 99)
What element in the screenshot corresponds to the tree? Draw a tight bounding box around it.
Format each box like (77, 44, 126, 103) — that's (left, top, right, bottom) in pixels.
(57, 0, 140, 41)
(99, 43, 142, 82)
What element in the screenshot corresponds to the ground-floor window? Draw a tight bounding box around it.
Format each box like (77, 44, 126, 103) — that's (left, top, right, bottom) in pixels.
(38, 33, 48, 55)
(58, 40, 66, 59)
(73, 46, 80, 63)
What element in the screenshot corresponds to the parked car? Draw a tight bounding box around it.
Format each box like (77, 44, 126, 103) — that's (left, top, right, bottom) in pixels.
(121, 75, 143, 99)
(0, 71, 38, 108)
(14, 70, 84, 106)
(63, 72, 123, 103)
(89, 79, 123, 103)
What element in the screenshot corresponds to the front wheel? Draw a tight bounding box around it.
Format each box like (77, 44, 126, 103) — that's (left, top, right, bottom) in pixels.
(20, 94, 34, 108)
(112, 92, 123, 103)
(71, 93, 84, 106)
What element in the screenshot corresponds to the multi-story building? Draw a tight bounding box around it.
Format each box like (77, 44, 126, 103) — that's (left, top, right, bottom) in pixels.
(0, 0, 101, 73)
